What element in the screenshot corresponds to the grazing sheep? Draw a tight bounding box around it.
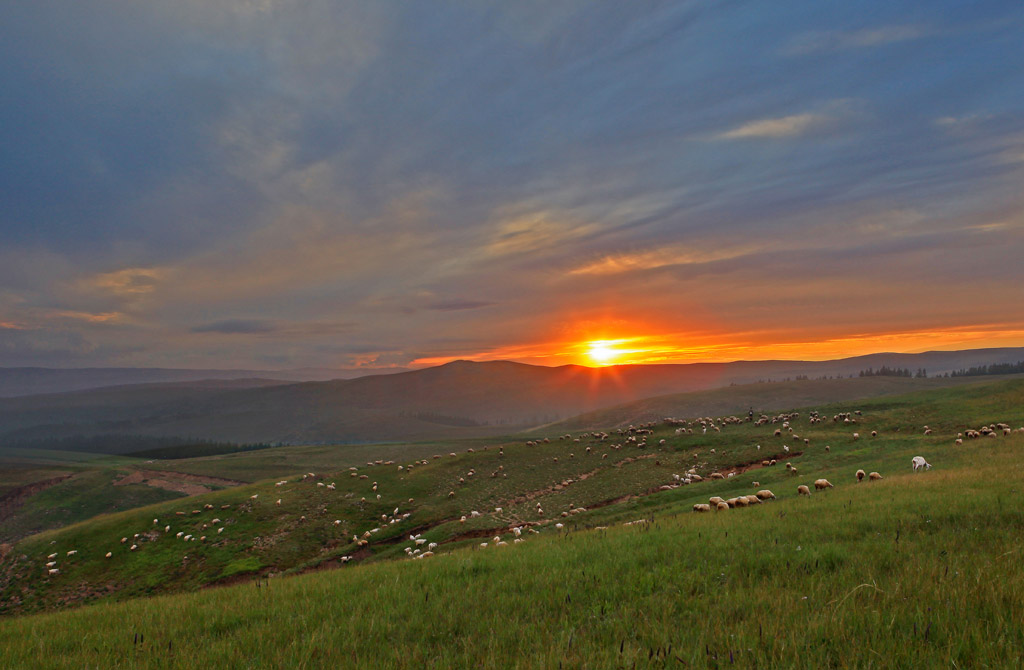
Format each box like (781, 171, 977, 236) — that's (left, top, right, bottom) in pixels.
(745, 495, 762, 505)
(869, 471, 883, 481)
(105, 552, 112, 559)
(48, 569, 59, 575)
(814, 479, 834, 490)
(853, 433, 859, 441)
(709, 496, 725, 505)
(710, 472, 725, 480)
(856, 469, 865, 483)
(797, 485, 811, 496)
(756, 490, 776, 500)
(716, 502, 730, 511)
(871, 431, 877, 437)
(692, 503, 711, 512)
(66, 550, 77, 556)
(911, 456, 932, 472)
(955, 438, 963, 445)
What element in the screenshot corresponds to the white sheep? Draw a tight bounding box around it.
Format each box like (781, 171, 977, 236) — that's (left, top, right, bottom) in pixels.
(869, 471, 883, 481)
(911, 456, 932, 472)
(797, 485, 811, 496)
(814, 479, 834, 490)
(856, 469, 865, 483)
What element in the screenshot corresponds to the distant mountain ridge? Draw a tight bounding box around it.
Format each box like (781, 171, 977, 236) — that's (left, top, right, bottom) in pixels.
(0, 347, 1021, 449)
(0, 366, 410, 398)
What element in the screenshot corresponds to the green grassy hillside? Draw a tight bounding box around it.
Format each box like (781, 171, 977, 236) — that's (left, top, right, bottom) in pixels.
(546, 373, 1023, 431)
(0, 378, 1021, 667)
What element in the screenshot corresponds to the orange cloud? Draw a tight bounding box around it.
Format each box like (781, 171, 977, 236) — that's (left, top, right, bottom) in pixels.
(47, 310, 125, 324)
(87, 267, 164, 295)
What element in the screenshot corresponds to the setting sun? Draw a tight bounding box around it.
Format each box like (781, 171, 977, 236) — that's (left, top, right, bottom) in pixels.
(586, 340, 623, 365)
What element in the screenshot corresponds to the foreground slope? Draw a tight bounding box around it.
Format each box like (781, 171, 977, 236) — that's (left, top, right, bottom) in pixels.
(0, 379, 1022, 667)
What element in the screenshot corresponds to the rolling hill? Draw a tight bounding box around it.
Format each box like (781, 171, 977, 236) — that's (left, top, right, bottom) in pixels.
(1, 348, 1022, 449)
(1, 377, 1022, 668)
(0, 365, 409, 398)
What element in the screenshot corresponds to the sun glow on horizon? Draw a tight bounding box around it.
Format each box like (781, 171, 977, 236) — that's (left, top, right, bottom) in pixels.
(586, 339, 631, 366)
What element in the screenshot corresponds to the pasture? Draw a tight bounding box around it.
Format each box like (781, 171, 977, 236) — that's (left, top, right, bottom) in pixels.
(0, 377, 1022, 667)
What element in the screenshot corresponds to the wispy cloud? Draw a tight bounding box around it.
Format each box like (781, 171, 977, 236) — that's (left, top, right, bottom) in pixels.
(44, 310, 126, 324)
(784, 24, 932, 55)
(715, 113, 831, 140)
(426, 300, 495, 312)
(191, 318, 278, 334)
(714, 100, 864, 141)
(88, 268, 163, 296)
(569, 245, 760, 276)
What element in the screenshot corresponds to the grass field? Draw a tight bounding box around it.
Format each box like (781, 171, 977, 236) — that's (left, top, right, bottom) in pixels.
(0, 468, 185, 544)
(0, 377, 1022, 667)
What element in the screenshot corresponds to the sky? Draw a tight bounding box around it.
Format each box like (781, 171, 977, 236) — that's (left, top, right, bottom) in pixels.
(1, 1, 1023, 370)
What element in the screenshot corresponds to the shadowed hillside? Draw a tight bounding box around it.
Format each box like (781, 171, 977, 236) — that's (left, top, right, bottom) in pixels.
(1, 349, 1022, 449)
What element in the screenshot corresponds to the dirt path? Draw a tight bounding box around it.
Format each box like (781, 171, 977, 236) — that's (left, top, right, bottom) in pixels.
(0, 473, 74, 523)
(113, 469, 246, 497)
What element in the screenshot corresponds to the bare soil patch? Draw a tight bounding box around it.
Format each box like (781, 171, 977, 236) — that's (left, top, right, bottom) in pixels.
(113, 469, 246, 497)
